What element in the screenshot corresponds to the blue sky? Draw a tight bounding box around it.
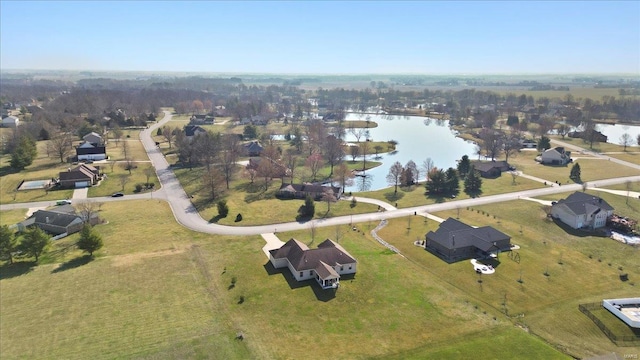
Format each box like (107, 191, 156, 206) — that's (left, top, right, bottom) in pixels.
(1, 1, 638, 74)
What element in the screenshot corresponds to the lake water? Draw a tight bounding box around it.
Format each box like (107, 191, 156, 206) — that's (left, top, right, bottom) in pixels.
(342, 113, 477, 192)
(596, 123, 640, 147)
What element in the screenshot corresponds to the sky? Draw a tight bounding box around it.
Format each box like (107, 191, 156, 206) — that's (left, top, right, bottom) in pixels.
(1, 1, 639, 74)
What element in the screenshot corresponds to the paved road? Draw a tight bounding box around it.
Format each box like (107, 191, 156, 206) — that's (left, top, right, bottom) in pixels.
(3, 113, 640, 237)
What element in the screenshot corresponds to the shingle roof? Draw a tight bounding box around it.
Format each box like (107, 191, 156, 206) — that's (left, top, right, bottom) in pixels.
(184, 125, 206, 137)
(31, 210, 82, 228)
(554, 191, 614, 216)
(270, 238, 356, 272)
(427, 218, 511, 252)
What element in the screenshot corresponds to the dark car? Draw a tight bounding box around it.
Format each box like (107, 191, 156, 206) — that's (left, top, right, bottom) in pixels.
(111, 192, 124, 197)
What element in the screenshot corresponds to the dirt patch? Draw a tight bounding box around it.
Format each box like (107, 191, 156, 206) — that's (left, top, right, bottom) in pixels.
(111, 247, 187, 267)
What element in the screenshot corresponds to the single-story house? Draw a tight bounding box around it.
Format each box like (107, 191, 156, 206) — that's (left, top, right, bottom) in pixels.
(18, 205, 100, 236)
(184, 125, 207, 139)
(83, 131, 104, 146)
(520, 139, 537, 148)
(59, 164, 101, 188)
(242, 141, 264, 157)
(1, 115, 20, 128)
(269, 238, 357, 289)
(76, 141, 107, 161)
(190, 114, 214, 125)
(540, 147, 571, 165)
(425, 217, 512, 263)
(569, 130, 608, 143)
(246, 157, 290, 178)
(471, 161, 512, 178)
(277, 183, 341, 200)
(551, 191, 614, 230)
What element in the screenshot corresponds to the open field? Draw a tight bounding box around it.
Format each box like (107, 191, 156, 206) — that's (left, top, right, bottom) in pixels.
(492, 87, 622, 102)
(0, 209, 29, 225)
(0, 200, 568, 359)
(606, 152, 640, 165)
(603, 181, 640, 193)
(354, 172, 545, 208)
(87, 163, 157, 197)
(104, 138, 150, 161)
(174, 167, 379, 225)
(371, 190, 640, 357)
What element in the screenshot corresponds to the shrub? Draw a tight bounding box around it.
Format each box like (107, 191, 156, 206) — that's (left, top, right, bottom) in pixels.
(217, 200, 229, 218)
(235, 213, 243, 222)
(135, 184, 143, 192)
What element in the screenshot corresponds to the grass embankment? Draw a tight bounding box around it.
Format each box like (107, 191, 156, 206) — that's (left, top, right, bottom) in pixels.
(0, 199, 567, 359)
(375, 191, 640, 357)
(0, 209, 29, 225)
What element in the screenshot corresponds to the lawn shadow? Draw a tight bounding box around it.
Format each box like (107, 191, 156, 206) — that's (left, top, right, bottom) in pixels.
(263, 262, 336, 302)
(0, 165, 19, 177)
(426, 193, 446, 203)
(0, 261, 35, 280)
(51, 255, 93, 273)
(209, 214, 225, 223)
(384, 191, 405, 202)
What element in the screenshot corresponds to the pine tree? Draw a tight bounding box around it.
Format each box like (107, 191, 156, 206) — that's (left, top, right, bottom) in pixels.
(21, 227, 50, 262)
(457, 155, 471, 178)
(445, 167, 460, 195)
(570, 163, 582, 183)
(464, 166, 483, 196)
(11, 136, 37, 170)
(77, 224, 103, 257)
(0, 225, 19, 264)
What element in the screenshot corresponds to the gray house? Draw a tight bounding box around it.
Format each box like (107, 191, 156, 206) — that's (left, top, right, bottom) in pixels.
(425, 218, 511, 263)
(18, 205, 99, 236)
(550, 192, 614, 230)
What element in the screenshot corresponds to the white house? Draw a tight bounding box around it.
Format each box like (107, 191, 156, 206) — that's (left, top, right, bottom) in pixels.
(1, 115, 20, 128)
(269, 238, 357, 289)
(76, 141, 107, 161)
(82, 132, 104, 146)
(541, 147, 571, 165)
(551, 192, 614, 230)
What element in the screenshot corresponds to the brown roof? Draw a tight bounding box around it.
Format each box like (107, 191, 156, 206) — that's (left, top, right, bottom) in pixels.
(269, 238, 356, 272)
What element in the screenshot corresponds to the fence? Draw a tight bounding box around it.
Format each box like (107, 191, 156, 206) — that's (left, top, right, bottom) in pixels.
(370, 220, 404, 257)
(579, 302, 640, 346)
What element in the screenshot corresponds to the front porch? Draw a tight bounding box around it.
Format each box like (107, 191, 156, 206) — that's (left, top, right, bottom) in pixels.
(315, 261, 340, 289)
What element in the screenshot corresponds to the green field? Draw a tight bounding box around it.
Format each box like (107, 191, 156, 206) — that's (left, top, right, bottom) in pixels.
(372, 190, 640, 357)
(0, 200, 570, 359)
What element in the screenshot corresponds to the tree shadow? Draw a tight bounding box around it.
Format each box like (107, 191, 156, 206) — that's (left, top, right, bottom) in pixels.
(263, 262, 336, 302)
(209, 214, 224, 223)
(464, 189, 483, 198)
(384, 191, 405, 202)
(425, 193, 446, 203)
(0, 165, 19, 177)
(0, 261, 35, 280)
(552, 218, 609, 238)
(235, 181, 262, 194)
(51, 255, 93, 273)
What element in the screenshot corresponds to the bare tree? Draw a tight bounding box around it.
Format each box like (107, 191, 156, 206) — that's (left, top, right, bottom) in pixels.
(503, 132, 521, 163)
(75, 201, 102, 222)
(121, 140, 130, 160)
(324, 135, 344, 176)
(619, 133, 632, 151)
(203, 166, 224, 200)
(422, 157, 434, 181)
(349, 145, 360, 162)
(163, 125, 174, 149)
(49, 131, 74, 163)
(306, 152, 324, 181)
(111, 125, 123, 147)
(118, 174, 130, 191)
(510, 170, 519, 185)
(557, 124, 570, 139)
(332, 162, 355, 193)
(480, 129, 503, 161)
(143, 166, 155, 185)
(284, 150, 298, 184)
(320, 188, 337, 212)
(349, 122, 366, 143)
(386, 161, 404, 194)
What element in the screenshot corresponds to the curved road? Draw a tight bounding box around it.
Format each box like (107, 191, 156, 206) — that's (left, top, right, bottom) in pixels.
(2, 111, 640, 236)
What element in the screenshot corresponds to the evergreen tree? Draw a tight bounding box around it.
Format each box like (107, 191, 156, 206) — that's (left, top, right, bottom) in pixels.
(445, 167, 460, 195)
(464, 166, 483, 196)
(21, 227, 50, 262)
(299, 195, 316, 218)
(10, 136, 37, 170)
(570, 163, 582, 183)
(426, 169, 447, 195)
(457, 155, 471, 178)
(77, 224, 103, 257)
(217, 200, 229, 217)
(0, 225, 19, 264)
(537, 136, 551, 151)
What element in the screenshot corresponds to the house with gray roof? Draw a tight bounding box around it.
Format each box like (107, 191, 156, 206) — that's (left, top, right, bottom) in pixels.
(59, 164, 101, 188)
(1, 115, 20, 128)
(18, 205, 99, 236)
(269, 238, 357, 289)
(242, 141, 264, 157)
(550, 191, 614, 230)
(277, 183, 341, 200)
(425, 218, 511, 263)
(471, 160, 512, 178)
(82, 132, 104, 146)
(540, 147, 571, 165)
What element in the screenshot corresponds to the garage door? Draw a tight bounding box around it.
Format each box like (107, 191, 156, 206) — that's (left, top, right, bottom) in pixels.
(75, 181, 90, 188)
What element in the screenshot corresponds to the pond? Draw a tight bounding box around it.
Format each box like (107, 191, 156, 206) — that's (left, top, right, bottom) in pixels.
(595, 123, 640, 147)
(342, 113, 477, 192)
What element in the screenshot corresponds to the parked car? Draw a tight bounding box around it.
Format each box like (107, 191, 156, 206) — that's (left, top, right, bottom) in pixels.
(111, 192, 124, 198)
(56, 199, 72, 205)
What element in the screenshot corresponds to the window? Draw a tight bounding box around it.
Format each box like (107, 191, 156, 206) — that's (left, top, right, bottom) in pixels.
(349, 265, 352, 270)
(340, 266, 344, 271)
(299, 272, 303, 277)
(310, 270, 313, 276)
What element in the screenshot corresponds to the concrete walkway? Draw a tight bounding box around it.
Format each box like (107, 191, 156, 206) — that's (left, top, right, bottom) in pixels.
(591, 187, 640, 199)
(515, 171, 558, 187)
(72, 187, 88, 200)
(260, 233, 285, 258)
(342, 195, 396, 211)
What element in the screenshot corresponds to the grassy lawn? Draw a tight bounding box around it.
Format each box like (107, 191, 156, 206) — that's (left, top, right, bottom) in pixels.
(105, 139, 150, 161)
(602, 181, 640, 193)
(87, 163, 158, 197)
(371, 191, 640, 357)
(0, 141, 75, 204)
(507, 150, 639, 185)
(354, 173, 544, 208)
(0, 199, 569, 359)
(175, 167, 379, 225)
(0, 209, 29, 226)
(606, 151, 640, 164)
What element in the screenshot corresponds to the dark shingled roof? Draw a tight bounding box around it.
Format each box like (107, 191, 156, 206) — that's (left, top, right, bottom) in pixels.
(270, 238, 356, 274)
(184, 125, 206, 137)
(426, 218, 511, 252)
(471, 160, 510, 173)
(554, 191, 614, 216)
